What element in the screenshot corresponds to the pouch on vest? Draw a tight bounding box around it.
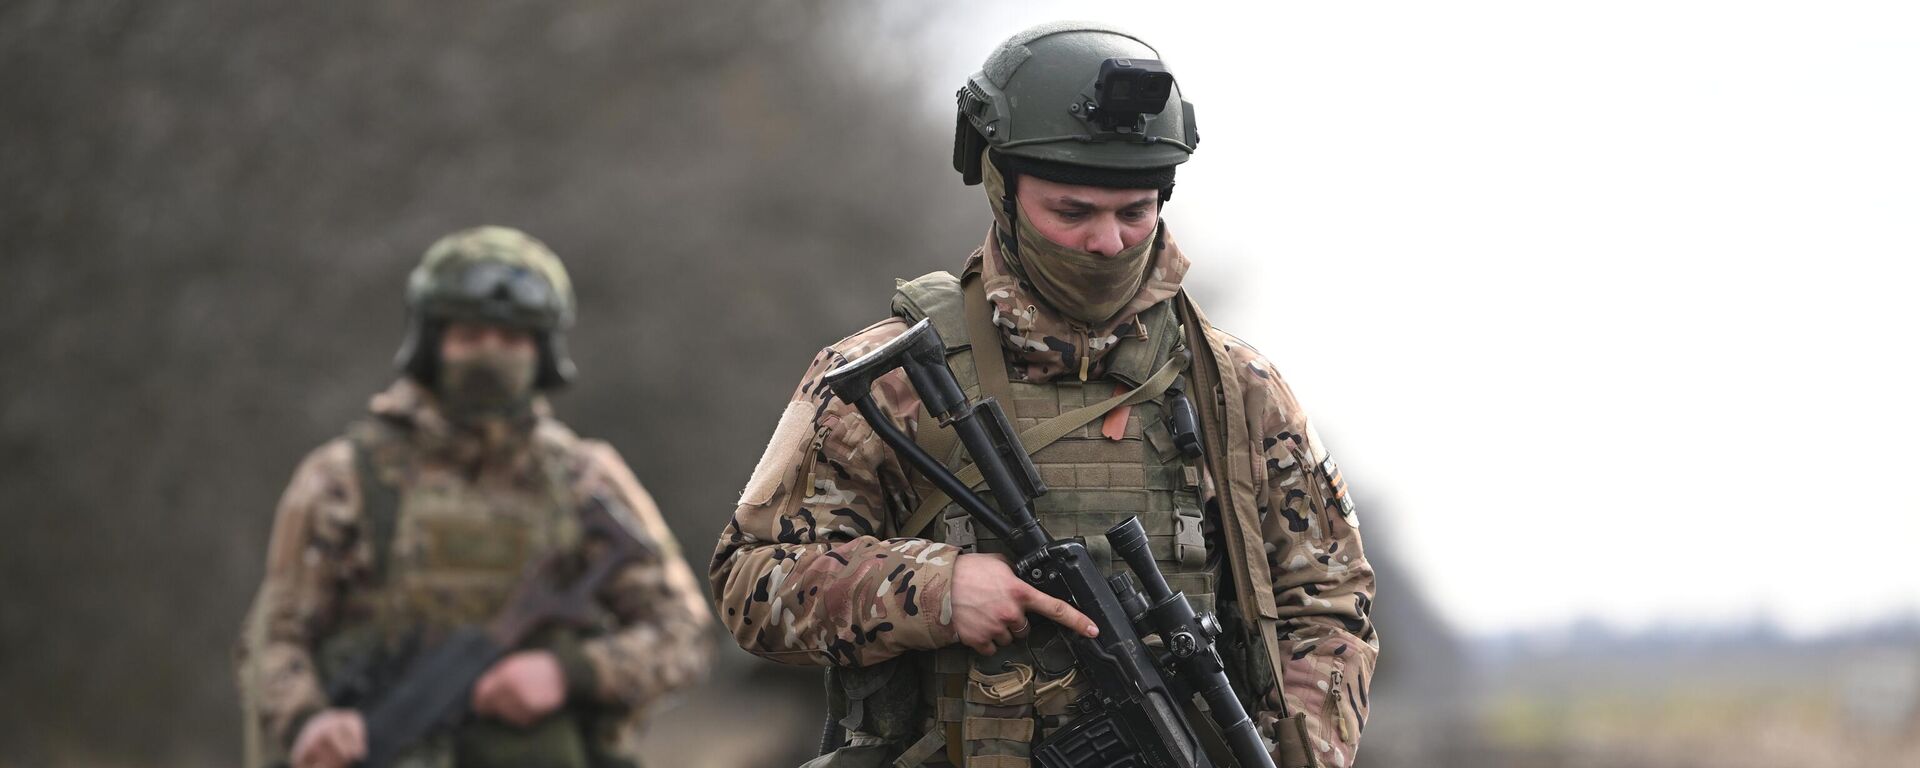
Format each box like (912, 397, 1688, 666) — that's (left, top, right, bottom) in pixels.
(829, 655, 924, 745)
(328, 420, 614, 768)
(961, 657, 1038, 768)
(453, 716, 591, 768)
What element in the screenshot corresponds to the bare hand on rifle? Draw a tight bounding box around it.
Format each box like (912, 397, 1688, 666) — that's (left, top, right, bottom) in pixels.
(290, 709, 365, 768)
(470, 650, 567, 726)
(952, 552, 1099, 656)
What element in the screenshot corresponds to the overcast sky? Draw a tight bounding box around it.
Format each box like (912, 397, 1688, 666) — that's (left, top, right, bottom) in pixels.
(894, 1, 1920, 638)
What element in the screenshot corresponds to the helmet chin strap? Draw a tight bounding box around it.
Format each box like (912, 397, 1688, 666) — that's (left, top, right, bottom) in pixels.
(999, 194, 1022, 263)
(986, 150, 1024, 266)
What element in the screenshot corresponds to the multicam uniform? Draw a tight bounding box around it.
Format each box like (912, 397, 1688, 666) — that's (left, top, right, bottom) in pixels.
(236, 226, 711, 768)
(237, 380, 711, 767)
(712, 227, 1377, 767)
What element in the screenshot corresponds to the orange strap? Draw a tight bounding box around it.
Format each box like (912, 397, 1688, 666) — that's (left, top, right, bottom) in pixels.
(1100, 383, 1132, 440)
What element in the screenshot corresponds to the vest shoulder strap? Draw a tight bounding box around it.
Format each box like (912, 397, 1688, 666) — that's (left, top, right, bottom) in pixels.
(890, 271, 970, 354)
(345, 418, 407, 583)
(529, 422, 586, 549)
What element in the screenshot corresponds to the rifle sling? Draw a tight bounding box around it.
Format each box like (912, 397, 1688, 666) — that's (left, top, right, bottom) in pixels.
(1176, 293, 1293, 725)
(349, 423, 403, 582)
(962, 271, 1018, 425)
(899, 352, 1185, 539)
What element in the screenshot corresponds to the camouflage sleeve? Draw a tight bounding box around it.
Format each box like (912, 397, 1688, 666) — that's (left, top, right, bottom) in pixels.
(234, 438, 362, 752)
(709, 319, 962, 668)
(1224, 333, 1379, 768)
(561, 441, 715, 710)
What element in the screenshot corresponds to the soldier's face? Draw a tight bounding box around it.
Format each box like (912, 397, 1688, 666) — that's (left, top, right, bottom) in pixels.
(439, 321, 537, 366)
(1015, 175, 1159, 257)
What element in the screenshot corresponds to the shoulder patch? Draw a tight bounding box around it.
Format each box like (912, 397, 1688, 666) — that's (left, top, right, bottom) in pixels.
(740, 401, 816, 507)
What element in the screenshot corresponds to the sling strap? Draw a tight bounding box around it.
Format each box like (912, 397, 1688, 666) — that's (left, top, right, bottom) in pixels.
(347, 420, 404, 582)
(962, 271, 1018, 423)
(899, 351, 1186, 539)
(1177, 292, 1320, 766)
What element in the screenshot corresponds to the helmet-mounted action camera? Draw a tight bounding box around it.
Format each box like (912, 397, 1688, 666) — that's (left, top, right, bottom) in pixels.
(1091, 58, 1174, 132)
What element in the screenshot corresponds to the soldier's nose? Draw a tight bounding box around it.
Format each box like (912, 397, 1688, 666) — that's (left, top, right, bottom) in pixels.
(1085, 224, 1124, 258)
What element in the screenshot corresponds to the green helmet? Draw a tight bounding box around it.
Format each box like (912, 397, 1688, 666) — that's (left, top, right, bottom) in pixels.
(954, 21, 1198, 193)
(393, 226, 578, 389)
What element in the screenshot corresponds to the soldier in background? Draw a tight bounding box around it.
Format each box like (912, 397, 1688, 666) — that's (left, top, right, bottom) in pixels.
(237, 227, 711, 768)
(711, 22, 1378, 768)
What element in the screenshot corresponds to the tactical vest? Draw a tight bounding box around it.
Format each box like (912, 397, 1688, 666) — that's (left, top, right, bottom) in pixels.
(314, 419, 599, 768)
(843, 272, 1216, 768)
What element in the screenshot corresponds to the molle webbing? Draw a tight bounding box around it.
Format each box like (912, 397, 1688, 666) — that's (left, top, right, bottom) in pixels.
(901, 353, 1185, 540)
(965, 377, 1214, 615)
(893, 271, 1186, 540)
(321, 420, 609, 768)
(888, 272, 1216, 767)
(333, 420, 582, 632)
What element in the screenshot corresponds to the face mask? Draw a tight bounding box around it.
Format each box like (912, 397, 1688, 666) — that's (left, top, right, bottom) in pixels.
(983, 152, 1158, 326)
(1010, 214, 1157, 326)
(436, 347, 537, 425)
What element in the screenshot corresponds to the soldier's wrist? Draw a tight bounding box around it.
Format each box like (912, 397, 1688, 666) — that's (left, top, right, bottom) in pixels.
(918, 557, 964, 650)
(281, 704, 326, 750)
(546, 638, 601, 703)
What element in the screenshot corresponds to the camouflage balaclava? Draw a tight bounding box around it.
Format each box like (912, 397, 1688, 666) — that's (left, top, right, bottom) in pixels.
(983, 150, 1159, 326)
(401, 226, 573, 429)
(436, 344, 538, 427)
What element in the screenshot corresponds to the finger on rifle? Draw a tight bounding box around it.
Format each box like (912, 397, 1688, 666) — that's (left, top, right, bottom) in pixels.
(345, 711, 367, 760)
(1019, 584, 1099, 638)
(323, 724, 354, 767)
(471, 668, 499, 715)
(503, 692, 534, 726)
(290, 731, 322, 768)
(990, 621, 1014, 649)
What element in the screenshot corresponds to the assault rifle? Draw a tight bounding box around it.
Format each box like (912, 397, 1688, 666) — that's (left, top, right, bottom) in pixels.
(322, 495, 653, 768)
(823, 319, 1275, 768)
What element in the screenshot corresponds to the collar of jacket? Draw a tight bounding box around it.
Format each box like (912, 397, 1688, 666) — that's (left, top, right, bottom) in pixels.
(368, 377, 550, 470)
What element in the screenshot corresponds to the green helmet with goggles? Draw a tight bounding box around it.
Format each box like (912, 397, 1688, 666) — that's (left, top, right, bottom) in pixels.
(392, 226, 578, 389)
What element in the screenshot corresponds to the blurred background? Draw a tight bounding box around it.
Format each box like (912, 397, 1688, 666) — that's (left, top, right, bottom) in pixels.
(2, 1, 1915, 766)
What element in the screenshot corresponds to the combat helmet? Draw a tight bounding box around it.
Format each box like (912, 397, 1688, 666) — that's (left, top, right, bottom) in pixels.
(953, 21, 1198, 198)
(393, 226, 577, 389)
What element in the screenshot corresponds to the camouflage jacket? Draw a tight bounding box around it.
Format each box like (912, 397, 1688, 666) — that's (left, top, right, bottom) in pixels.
(711, 227, 1379, 766)
(236, 379, 712, 756)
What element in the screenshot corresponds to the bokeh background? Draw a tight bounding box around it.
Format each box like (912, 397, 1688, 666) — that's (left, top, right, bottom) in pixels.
(2, 1, 1915, 767)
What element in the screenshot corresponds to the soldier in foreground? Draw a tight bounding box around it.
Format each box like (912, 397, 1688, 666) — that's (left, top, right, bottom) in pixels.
(712, 22, 1378, 768)
(237, 227, 711, 768)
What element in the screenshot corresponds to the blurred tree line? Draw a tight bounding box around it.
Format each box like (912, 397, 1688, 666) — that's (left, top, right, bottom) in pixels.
(1, 1, 976, 763)
(0, 2, 1448, 765)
